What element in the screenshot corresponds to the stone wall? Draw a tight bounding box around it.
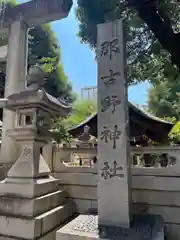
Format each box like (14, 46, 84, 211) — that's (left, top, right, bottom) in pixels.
(50, 146, 180, 240)
(53, 167, 180, 240)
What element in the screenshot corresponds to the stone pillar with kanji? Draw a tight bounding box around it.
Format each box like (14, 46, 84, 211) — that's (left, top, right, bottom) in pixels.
(97, 19, 132, 228)
(56, 19, 164, 240)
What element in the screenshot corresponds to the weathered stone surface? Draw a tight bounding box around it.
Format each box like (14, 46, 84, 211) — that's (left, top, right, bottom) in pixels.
(1, 20, 28, 165)
(0, 226, 57, 240)
(56, 214, 164, 240)
(0, 176, 60, 198)
(0, 215, 42, 239)
(0, 0, 73, 29)
(64, 185, 96, 200)
(97, 19, 132, 227)
(0, 202, 73, 239)
(37, 202, 74, 236)
(7, 151, 51, 178)
(0, 190, 67, 217)
(0, 2, 74, 239)
(43, 142, 55, 171)
(1, 0, 73, 166)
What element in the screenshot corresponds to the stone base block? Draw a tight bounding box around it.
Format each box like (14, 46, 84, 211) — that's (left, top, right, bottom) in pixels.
(56, 214, 164, 240)
(0, 189, 67, 217)
(0, 176, 60, 198)
(0, 223, 59, 240)
(0, 201, 74, 239)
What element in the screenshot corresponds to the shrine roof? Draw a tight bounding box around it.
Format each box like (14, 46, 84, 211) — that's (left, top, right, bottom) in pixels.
(69, 101, 172, 132)
(129, 102, 172, 125)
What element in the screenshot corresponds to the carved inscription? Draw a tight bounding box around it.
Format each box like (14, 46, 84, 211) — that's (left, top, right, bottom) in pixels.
(100, 125, 121, 149)
(99, 33, 124, 185)
(101, 161, 124, 179)
(101, 95, 121, 113)
(100, 38, 120, 60)
(101, 69, 120, 87)
(23, 147, 32, 156)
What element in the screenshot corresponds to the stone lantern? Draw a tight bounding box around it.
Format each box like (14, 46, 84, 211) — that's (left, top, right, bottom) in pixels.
(5, 65, 71, 178)
(0, 66, 74, 240)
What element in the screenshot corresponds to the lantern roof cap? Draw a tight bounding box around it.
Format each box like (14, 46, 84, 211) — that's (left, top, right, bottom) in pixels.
(6, 65, 71, 117)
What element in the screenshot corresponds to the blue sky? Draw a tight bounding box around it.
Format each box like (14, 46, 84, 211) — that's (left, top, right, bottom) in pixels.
(19, 0, 149, 104)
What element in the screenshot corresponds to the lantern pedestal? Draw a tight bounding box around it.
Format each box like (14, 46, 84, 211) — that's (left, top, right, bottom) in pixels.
(0, 128, 74, 240)
(0, 178, 74, 240)
(0, 128, 74, 239)
(6, 128, 51, 178)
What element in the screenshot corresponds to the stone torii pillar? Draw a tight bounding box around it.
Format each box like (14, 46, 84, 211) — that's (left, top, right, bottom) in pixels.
(0, 0, 73, 165)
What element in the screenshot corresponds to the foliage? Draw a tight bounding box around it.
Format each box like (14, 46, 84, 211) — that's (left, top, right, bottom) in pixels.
(0, 0, 75, 103)
(51, 99, 97, 144)
(161, 116, 177, 124)
(148, 79, 180, 118)
(76, 0, 179, 85)
(52, 120, 72, 146)
(169, 121, 180, 144)
(62, 99, 97, 129)
(76, 0, 180, 144)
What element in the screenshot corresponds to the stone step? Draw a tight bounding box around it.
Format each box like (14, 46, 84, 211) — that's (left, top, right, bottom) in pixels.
(0, 176, 60, 198)
(36, 201, 74, 236)
(0, 201, 74, 240)
(0, 189, 68, 217)
(35, 190, 68, 216)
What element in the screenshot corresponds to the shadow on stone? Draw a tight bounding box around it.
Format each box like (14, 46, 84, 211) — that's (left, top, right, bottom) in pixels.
(57, 214, 164, 240)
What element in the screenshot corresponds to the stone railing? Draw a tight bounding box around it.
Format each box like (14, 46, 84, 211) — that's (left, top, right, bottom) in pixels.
(50, 146, 97, 172)
(47, 144, 180, 172)
(131, 146, 179, 166)
(131, 146, 180, 177)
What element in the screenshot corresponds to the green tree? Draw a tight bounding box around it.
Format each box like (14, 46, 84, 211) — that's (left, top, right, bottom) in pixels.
(148, 79, 180, 118)
(169, 121, 180, 144)
(76, 0, 180, 140)
(51, 99, 97, 144)
(62, 99, 97, 129)
(125, 1, 180, 68)
(0, 0, 75, 103)
(52, 120, 72, 146)
(76, 0, 179, 85)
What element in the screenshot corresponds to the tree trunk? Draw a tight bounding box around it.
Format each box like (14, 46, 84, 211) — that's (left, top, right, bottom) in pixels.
(128, 0, 180, 67)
